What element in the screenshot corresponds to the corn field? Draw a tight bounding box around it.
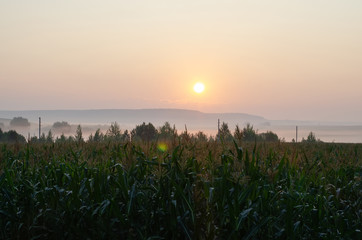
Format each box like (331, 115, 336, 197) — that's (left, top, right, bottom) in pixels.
(0, 140, 361, 239)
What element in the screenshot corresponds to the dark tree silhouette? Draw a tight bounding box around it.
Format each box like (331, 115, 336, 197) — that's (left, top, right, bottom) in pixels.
(10, 117, 30, 128)
(75, 125, 84, 143)
(259, 131, 279, 142)
(52, 121, 71, 133)
(0, 129, 26, 143)
(131, 122, 157, 142)
(106, 122, 122, 141)
(242, 123, 257, 142)
(158, 122, 177, 140)
(217, 122, 233, 141)
(234, 124, 243, 143)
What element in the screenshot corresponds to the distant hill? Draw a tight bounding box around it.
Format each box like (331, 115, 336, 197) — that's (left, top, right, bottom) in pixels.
(0, 109, 266, 130)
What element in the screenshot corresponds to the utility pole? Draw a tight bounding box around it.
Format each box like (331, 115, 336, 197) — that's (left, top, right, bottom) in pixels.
(217, 119, 220, 142)
(296, 126, 298, 143)
(218, 119, 220, 135)
(39, 117, 41, 139)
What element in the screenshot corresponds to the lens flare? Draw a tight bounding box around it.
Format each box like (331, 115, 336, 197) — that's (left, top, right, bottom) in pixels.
(157, 143, 168, 152)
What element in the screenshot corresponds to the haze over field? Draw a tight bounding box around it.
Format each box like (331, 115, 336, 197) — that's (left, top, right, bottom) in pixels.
(1, 109, 362, 143)
(1, 1, 362, 122)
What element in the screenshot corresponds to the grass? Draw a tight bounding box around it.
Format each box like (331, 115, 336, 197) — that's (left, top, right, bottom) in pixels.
(0, 140, 361, 239)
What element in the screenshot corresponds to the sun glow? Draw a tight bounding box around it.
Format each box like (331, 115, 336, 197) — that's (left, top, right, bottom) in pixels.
(193, 82, 205, 94)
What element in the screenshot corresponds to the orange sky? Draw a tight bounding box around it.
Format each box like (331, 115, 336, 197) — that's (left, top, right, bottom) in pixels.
(1, 0, 362, 122)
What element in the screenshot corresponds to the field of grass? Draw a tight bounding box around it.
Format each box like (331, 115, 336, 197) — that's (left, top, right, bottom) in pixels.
(0, 139, 361, 239)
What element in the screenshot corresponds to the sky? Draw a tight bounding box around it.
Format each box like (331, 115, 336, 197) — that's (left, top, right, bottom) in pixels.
(1, 0, 362, 122)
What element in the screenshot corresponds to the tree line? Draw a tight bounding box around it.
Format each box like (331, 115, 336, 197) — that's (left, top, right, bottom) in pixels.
(2, 120, 283, 144)
(0, 117, 324, 144)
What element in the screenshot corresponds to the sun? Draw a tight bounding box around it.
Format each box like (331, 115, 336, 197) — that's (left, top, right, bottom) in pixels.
(193, 82, 205, 94)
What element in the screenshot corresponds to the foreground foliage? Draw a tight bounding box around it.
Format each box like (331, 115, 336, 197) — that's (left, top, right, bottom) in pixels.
(0, 140, 361, 239)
